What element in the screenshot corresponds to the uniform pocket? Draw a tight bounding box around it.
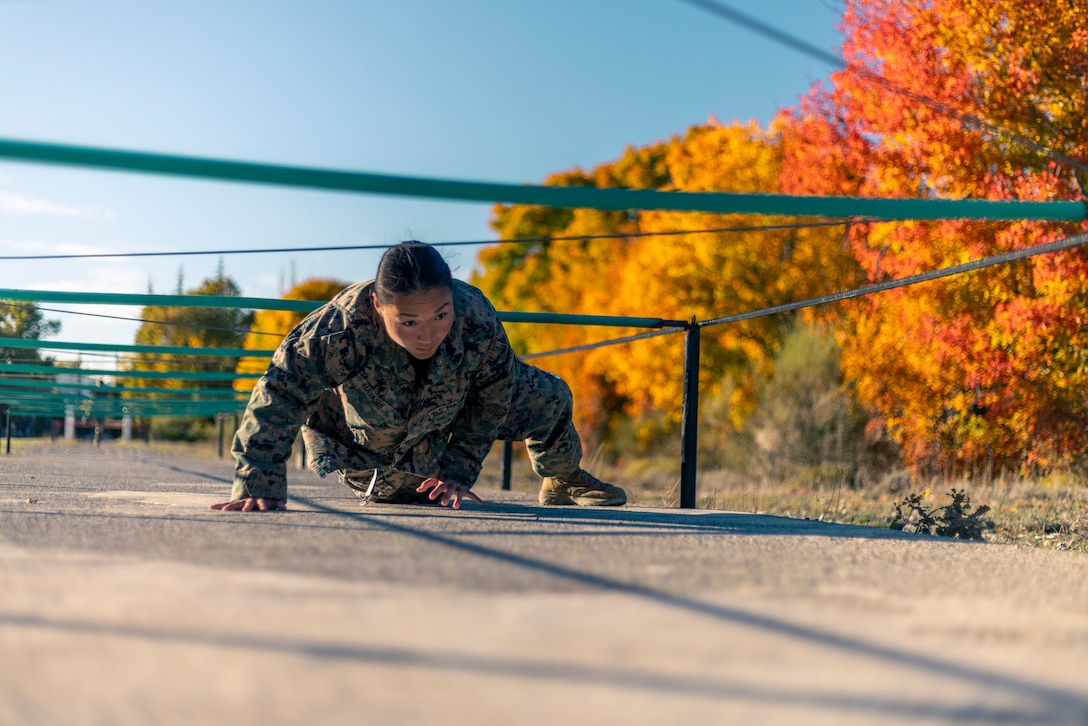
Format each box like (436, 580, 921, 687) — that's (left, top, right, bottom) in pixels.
(340, 380, 409, 451)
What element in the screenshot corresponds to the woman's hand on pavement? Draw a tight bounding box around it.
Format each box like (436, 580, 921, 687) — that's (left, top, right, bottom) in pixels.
(209, 497, 288, 512)
(417, 477, 484, 509)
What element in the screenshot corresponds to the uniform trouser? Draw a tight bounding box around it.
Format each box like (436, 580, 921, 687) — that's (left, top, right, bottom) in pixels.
(494, 360, 583, 478)
(340, 360, 582, 499)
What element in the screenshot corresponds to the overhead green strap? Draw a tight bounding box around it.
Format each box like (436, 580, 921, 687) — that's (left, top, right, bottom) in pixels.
(0, 138, 1084, 221)
(0, 288, 318, 312)
(0, 387, 246, 409)
(0, 337, 274, 357)
(0, 363, 263, 381)
(0, 377, 247, 397)
(0, 288, 687, 328)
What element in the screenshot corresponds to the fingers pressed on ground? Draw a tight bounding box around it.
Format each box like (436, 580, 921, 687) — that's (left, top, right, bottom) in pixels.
(208, 498, 287, 512)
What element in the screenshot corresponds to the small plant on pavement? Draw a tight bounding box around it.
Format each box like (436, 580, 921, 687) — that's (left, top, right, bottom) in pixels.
(889, 488, 994, 540)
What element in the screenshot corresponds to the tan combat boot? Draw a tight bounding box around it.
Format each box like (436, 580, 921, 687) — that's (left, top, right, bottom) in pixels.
(539, 469, 627, 506)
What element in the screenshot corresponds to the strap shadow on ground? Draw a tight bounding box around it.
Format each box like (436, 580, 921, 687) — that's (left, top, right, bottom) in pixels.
(0, 609, 1065, 724)
(126, 450, 918, 541)
(281, 494, 1088, 720)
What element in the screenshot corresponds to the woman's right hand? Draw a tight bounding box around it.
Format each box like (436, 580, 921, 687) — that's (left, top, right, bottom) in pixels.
(209, 497, 288, 512)
(416, 477, 484, 509)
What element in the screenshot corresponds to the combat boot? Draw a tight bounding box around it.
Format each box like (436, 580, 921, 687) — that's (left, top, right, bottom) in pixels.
(539, 469, 626, 506)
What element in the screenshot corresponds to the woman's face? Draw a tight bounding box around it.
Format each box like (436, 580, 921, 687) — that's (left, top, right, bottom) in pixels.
(372, 286, 455, 360)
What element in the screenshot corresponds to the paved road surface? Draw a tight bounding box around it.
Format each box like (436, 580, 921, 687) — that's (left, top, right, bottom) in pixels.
(2, 444, 1088, 725)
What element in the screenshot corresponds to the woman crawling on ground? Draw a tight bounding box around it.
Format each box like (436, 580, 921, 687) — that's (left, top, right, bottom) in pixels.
(211, 241, 625, 512)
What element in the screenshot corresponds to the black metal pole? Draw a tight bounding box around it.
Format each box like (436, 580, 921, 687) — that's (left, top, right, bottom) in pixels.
(4, 406, 12, 455)
(679, 318, 701, 509)
(296, 436, 306, 470)
(501, 440, 513, 490)
(217, 414, 225, 459)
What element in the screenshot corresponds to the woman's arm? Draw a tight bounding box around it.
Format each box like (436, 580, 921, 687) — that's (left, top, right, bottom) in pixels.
(219, 301, 362, 507)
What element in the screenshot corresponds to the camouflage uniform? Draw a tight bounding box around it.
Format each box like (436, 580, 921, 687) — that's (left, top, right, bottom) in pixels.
(231, 279, 582, 502)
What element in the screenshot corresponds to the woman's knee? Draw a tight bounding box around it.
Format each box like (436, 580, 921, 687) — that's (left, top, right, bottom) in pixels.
(500, 364, 574, 440)
(516, 362, 572, 410)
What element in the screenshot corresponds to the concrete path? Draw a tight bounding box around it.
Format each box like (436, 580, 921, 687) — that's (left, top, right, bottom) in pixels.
(2, 443, 1088, 725)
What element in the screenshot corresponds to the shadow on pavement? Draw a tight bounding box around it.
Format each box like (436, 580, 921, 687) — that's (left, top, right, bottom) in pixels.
(416, 500, 917, 539)
(283, 494, 1088, 720)
(0, 610, 1065, 724)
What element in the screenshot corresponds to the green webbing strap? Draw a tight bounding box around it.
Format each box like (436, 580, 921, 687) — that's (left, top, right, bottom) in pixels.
(0, 377, 247, 397)
(0, 363, 263, 381)
(0, 288, 317, 312)
(0, 337, 274, 358)
(0, 288, 687, 328)
(0, 138, 1084, 221)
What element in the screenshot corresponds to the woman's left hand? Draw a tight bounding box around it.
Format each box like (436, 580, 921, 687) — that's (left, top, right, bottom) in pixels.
(417, 477, 484, 509)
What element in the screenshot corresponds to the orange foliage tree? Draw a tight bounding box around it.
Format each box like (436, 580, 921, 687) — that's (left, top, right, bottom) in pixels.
(234, 278, 348, 394)
(474, 121, 861, 449)
(778, 0, 1088, 472)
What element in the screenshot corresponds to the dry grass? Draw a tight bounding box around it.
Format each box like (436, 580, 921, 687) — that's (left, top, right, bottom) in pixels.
(621, 466, 1088, 553)
(443, 447, 1088, 552)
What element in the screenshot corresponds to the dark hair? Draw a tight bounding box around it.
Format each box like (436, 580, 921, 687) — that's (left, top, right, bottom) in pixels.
(374, 241, 453, 305)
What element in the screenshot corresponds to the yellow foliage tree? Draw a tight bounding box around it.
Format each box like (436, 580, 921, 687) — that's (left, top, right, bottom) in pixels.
(475, 120, 861, 448)
(234, 278, 349, 394)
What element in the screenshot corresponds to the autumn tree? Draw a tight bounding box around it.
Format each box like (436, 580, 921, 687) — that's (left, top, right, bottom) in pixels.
(616, 123, 862, 428)
(478, 145, 665, 443)
(778, 0, 1088, 473)
(234, 277, 348, 394)
(476, 121, 861, 452)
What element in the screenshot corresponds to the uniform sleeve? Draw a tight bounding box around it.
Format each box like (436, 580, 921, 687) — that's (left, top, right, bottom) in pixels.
(230, 305, 361, 501)
(440, 323, 516, 486)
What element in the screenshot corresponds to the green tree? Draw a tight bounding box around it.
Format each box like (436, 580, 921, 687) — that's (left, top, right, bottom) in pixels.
(739, 322, 899, 486)
(0, 300, 61, 364)
(127, 272, 253, 386)
(122, 266, 254, 439)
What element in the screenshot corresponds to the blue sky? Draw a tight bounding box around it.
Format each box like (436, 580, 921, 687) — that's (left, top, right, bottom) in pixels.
(0, 0, 844, 362)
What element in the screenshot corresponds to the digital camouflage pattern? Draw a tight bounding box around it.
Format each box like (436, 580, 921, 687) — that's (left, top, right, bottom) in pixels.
(341, 359, 583, 503)
(231, 279, 582, 501)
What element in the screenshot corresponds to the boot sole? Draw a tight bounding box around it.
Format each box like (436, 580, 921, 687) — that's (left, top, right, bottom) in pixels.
(539, 492, 627, 507)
